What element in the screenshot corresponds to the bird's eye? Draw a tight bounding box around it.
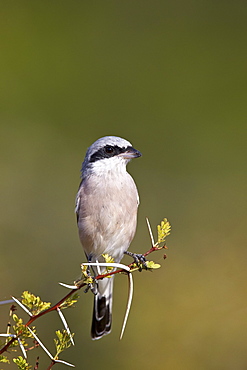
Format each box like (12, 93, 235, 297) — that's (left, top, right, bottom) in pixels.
(104, 146, 114, 154)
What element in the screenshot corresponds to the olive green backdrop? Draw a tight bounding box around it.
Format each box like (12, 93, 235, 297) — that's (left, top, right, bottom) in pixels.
(1, 1, 247, 369)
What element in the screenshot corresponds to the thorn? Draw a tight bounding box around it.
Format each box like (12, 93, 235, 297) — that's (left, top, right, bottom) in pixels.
(146, 217, 155, 247)
(11, 296, 32, 316)
(57, 308, 75, 346)
(120, 272, 134, 340)
(18, 337, 27, 358)
(59, 282, 78, 290)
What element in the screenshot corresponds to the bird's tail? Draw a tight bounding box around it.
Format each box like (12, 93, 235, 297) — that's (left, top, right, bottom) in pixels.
(91, 276, 114, 340)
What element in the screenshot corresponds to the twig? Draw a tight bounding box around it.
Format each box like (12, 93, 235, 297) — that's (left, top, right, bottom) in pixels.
(34, 356, 39, 370)
(46, 360, 56, 370)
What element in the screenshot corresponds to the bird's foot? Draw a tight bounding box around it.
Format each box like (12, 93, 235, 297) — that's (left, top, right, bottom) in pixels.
(124, 251, 147, 271)
(83, 254, 99, 294)
(84, 277, 98, 295)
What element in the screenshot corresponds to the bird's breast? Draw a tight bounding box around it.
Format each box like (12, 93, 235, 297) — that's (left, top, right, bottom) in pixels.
(77, 172, 139, 260)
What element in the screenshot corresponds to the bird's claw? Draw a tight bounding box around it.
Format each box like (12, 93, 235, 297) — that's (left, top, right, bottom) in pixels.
(124, 251, 147, 271)
(84, 280, 98, 295)
(83, 272, 98, 295)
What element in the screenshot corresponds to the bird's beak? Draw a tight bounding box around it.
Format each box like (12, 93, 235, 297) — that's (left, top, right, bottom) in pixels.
(118, 146, 142, 159)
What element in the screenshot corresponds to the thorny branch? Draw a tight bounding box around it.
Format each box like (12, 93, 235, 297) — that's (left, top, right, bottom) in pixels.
(0, 244, 166, 356)
(0, 217, 171, 370)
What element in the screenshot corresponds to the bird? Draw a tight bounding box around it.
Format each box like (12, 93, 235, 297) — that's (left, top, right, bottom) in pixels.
(75, 135, 141, 340)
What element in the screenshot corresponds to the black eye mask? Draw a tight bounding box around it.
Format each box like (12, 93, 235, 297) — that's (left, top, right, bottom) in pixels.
(90, 145, 132, 163)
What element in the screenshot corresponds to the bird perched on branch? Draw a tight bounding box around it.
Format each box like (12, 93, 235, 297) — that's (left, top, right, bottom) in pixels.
(76, 136, 141, 340)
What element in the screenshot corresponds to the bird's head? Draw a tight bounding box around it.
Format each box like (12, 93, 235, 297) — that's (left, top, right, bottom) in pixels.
(81, 136, 141, 176)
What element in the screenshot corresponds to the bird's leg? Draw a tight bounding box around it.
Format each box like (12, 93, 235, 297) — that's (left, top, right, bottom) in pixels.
(84, 276, 98, 294)
(124, 250, 147, 271)
(84, 254, 98, 295)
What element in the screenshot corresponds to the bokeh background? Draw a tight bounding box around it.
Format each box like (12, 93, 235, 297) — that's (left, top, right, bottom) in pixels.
(1, 1, 247, 369)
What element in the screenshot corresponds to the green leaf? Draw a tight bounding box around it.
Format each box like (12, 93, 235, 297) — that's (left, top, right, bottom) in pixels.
(145, 261, 161, 269)
(13, 356, 32, 370)
(0, 355, 10, 363)
(157, 218, 171, 244)
(59, 293, 79, 309)
(21, 291, 51, 316)
(80, 265, 94, 285)
(54, 330, 74, 359)
(102, 253, 115, 272)
(12, 314, 36, 338)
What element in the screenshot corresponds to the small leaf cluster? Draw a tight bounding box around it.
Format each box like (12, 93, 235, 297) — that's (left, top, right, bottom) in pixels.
(13, 356, 32, 370)
(12, 314, 35, 338)
(145, 261, 161, 269)
(54, 330, 74, 360)
(157, 218, 171, 246)
(102, 254, 115, 273)
(59, 294, 79, 310)
(0, 355, 10, 363)
(78, 265, 94, 286)
(129, 260, 161, 272)
(21, 291, 51, 316)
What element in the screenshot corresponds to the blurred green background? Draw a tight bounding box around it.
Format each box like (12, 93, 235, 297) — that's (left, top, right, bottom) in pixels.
(1, 1, 247, 369)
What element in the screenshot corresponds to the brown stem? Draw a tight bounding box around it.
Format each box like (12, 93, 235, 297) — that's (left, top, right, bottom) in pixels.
(143, 246, 160, 257)
(34, 356, 39, 370)
(46, 360, 56, 369)
(26, 288, 81, 326)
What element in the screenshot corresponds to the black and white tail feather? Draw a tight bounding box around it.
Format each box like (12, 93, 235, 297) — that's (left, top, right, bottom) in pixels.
(91, 276, 113, 339)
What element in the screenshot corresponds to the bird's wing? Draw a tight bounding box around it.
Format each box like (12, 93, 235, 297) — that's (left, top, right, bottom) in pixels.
(75, 180, 83, 222)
